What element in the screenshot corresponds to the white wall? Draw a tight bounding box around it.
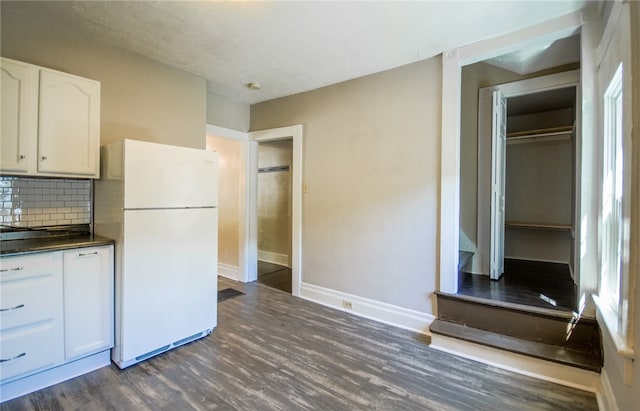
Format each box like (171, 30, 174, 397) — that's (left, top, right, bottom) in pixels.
(251, 58, 441, 314)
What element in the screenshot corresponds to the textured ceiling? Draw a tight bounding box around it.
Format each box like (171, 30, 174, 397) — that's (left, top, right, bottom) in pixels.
(2, 1, 589, 105)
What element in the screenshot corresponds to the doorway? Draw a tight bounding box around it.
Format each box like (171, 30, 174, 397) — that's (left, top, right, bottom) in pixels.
(256, 140, 293, 293)
(460, 71, 580, 312)
(249, 125, 303, 296)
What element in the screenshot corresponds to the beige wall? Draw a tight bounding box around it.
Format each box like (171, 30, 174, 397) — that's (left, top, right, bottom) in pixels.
(251, 58, 441, 314)
(207, 91, 250, 133)
(258, 142, 292, 263)
(1, 5, 207, 149)
(206, 136, 242, 269)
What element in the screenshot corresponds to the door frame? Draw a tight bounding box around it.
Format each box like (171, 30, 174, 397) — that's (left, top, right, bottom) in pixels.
(206, 124, 251, 283)
(249, 125, 303, 296)
(439, 11, 583, 294)
(489, 90, 507, 280)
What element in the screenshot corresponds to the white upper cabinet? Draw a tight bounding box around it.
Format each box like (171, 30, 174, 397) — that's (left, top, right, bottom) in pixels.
(0, 59, 38, 173)
(0, 58, 101, 178)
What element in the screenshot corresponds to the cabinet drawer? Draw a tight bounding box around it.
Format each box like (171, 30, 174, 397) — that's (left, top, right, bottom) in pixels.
(1, 253, 62, 331)
(1, 252, 59, 281)
(0, 321, 64, 382)
(0, 273, 59, 331)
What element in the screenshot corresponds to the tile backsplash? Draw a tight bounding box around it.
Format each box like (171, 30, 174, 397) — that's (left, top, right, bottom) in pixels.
(0, 177, 91, 228)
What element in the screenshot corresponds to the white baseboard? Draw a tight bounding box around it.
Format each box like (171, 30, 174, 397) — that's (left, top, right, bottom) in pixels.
(258, 250, 289, 266)
(0, 350, 111, 403)
(505, 256, 570, 265)
(430, 333, 602, 394)
(599, 368, 619, 411)
(299, 282, 433, 335)
(218, 262, 240, 281)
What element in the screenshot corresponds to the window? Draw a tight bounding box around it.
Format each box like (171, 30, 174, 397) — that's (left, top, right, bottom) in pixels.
(600, 63, 624, 324)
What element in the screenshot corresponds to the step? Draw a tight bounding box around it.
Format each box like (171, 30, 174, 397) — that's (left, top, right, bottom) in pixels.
(429, 320, 602, 372)
(432, 292, 603, 371)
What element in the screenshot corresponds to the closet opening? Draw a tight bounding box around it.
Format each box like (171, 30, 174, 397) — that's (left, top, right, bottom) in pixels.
(459, 79, 580, 313)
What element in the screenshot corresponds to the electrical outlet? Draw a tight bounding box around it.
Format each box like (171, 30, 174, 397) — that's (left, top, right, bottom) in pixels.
(342, 300, 353, 309)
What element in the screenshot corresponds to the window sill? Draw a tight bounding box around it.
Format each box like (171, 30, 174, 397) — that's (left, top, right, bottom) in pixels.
(594, 295, 635, 358)
(594, 295, 635, 385)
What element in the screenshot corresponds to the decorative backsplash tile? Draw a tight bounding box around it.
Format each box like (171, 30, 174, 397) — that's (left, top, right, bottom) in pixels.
(0, 177, 91, 228)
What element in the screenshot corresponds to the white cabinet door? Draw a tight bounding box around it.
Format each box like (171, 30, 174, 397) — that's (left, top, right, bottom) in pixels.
(0, 58, 38, 173)
(38, 69, 100, 177)
(63, 246, 114, 360)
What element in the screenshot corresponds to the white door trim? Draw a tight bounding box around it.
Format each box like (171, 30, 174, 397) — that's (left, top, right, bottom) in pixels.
(439, 11, 583, 294)
(205, 124, 251, 283)
(249, 125, 303, 296)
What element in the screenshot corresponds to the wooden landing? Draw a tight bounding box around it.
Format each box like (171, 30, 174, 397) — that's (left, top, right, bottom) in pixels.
(431, 292, 603, 372)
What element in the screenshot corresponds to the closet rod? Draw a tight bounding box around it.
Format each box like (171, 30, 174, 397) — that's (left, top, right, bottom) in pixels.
(258, 165, 290, 174)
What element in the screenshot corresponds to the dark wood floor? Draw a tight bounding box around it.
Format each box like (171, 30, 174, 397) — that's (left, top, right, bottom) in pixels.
(1, 277, 597, 410)
(257, 260, 292, 293)
(458, 259, 577, 312)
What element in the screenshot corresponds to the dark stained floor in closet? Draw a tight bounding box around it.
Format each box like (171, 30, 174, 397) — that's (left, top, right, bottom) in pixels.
(1, 277, 598, 410)
(257, 260, 292, 293)
(458, 259, 577, 312)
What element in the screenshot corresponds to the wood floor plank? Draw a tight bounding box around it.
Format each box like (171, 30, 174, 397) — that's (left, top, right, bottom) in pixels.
(1, 277, 598, 410)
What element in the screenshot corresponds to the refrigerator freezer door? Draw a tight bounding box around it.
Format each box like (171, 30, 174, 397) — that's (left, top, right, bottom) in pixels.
(123, 139, 218, 209)
(116, 208, 218, 365)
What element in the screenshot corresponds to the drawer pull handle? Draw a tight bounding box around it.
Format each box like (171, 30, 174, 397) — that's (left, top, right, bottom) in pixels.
(78, 251, 100, 257)
(0, 304, 25, 312)
(0, 353, 26, 363)
(0, 266, 24, 273)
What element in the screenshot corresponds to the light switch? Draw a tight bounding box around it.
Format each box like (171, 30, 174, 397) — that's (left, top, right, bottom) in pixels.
(303, 183, 309, 193)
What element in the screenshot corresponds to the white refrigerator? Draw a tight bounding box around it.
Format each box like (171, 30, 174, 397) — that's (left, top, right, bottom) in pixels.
(94, 139, 218, 369)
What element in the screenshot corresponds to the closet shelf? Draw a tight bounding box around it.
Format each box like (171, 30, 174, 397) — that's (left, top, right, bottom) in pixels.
(506, 125, 574, 145)
(505, 221, 573, 231)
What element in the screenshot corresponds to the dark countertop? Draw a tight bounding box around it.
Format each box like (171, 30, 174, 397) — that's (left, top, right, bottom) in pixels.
(0, 233, 115, 256)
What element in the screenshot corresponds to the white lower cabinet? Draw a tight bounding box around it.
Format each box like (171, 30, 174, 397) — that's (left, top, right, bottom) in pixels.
(0, 245, 114, 396)
(63, 246, 114, 360)
(0, 253, 64, 382)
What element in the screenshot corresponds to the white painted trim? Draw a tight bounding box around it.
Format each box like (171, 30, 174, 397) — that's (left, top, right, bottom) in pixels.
(218, 262, 240, 281)
(245, 140, 259, 283)
(503, 256, 572, 266)
(205, 124, 252, 283)
(250, 125, 303, 297)
(439, 49, 462, 293)
(257, 251, 289, 267)
(300, 282, 433, 335)
(440, 13, 583, 295)
(0, 350, 111, 403)
(457, 12, 583, 66)
(596, 0, 625, 66)
(429, 333, 601, 394)
(599, 368, 620, 411)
